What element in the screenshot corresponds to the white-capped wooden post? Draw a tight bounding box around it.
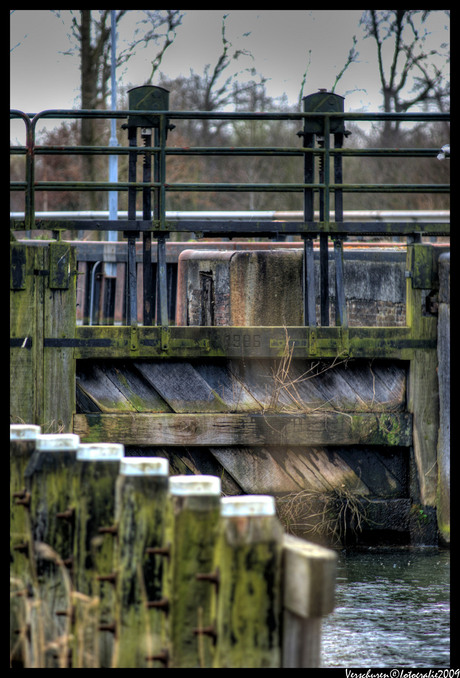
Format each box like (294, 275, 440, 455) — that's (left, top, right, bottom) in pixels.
(10, 424, 41, 668)
(163, 475, 221, 668)
(281, 534, 337, 668)
(112, 457, 169, 668)
(24, 433, 80, 668)
(71, 443, 124, 668)
(212, 495, 284, 668)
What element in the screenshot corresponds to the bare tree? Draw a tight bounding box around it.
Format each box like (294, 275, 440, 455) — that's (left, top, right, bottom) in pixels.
(160, 14, 259, 145)
(360, 10, 450, 141)
(61, 10, 183, 208)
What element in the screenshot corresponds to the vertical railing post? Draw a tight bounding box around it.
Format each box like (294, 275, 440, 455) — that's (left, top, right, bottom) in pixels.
(156, 111, 170, 326)
(299, 110, 316, 327)
(319, 115, 330, 326)
(125, 125, 138, 326)
(332, 129, 348, 327)
(302, 90, 347, 327)
(142, 126, 154, 325)
(112, 457, 170, 668)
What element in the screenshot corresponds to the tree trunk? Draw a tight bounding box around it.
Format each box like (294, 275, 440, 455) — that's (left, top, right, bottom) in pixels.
(80, 10, 100, 211)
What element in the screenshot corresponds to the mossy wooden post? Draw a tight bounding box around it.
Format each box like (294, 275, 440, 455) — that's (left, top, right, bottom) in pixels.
(71, 443, 124, 669)
(10, 424, 41, 668)
(10, 242, 77, 432)
(211, 495, 283, 668)
(163, 475, 221, 669)
(24, 433, 80, 668)
(112, 457, 169, 668)
(436, 252, 450, 544)
(406, 243, 439, 542)
(281, 535, 337, 668)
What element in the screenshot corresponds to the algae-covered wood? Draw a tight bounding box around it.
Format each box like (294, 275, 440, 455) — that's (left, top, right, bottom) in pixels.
(76, 358, 407, 414)
(10, 243, 77, 431)
(212, 497, 284, 668)
(74, 411, 412, 447)
(162, 477, 221, 668)
(71, 451, 122, 668)
(112, 460, 169, 668)
(10, 426, 41, 668)
(281, 535, 337, 668)
(24, 437, 80, 668)
(43, 244, 76, 431)
(10, 245, 42, 425)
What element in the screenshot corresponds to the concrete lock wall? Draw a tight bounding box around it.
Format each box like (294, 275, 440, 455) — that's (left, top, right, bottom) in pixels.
(176, 248, 407, 327)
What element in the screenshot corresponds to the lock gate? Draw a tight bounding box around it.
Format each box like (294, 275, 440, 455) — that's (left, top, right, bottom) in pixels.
(10, 87, 450, 547)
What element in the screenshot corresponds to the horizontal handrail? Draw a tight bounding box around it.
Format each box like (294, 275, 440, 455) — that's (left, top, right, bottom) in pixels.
(9, 210, 451, 222)
(10, 106, 449, 236)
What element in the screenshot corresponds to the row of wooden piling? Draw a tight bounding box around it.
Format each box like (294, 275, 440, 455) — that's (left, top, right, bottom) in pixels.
(10, 423, 337, 669)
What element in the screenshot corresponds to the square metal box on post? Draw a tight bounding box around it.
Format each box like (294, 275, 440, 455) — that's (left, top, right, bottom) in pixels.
(124, 86, 172, 326)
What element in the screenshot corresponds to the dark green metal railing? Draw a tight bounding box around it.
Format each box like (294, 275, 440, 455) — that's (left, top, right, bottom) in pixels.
(10, 97, 449, 329)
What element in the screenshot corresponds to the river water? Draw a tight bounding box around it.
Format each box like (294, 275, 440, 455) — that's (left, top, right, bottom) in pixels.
(321, 548, 450, 669)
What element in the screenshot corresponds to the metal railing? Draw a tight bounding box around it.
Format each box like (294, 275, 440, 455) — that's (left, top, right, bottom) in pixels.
(10, 96, 450, 328)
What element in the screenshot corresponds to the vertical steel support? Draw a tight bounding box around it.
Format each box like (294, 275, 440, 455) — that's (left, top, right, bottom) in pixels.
(332, 237, 347, 327)
(26, 116, 36, 235)
(302, 127, 316, 326)
(319, 125, 329, 326)
(126, 125, 138, 325)
(302, 91, 346, 327)
(156, 114, 169, 326)
(142, 127, 154, 325)
(304, 237, 316, 326)
(333, 131, 347, 327)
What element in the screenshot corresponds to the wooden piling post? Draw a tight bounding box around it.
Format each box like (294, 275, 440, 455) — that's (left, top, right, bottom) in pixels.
(24, 433, 80, 668)
(10, 424, 41, 668)
(112, 456, 169, 668)
(212, 495, 284, 668)
(281, 534, 337, 668)
(71, 443, 124, 668)
(406, 243, 439, 542)
(163, 475, 221, 668)
(436, 252, 450, 544)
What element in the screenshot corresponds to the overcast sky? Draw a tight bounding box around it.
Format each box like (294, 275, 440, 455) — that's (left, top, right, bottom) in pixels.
(10, 10, 382, 111)
(10, 9, 449, 139)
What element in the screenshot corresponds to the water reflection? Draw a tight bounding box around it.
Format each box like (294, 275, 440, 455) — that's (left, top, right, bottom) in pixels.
(322, 548, 450, 668)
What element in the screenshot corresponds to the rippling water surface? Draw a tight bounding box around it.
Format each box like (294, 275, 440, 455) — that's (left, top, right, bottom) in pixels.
(321, 548, 450, 668)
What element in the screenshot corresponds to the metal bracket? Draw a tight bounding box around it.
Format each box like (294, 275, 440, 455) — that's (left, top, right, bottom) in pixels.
(130, 325, 139, 352)
(160, 326, 170, 352)
(10, 245, 26, 290)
